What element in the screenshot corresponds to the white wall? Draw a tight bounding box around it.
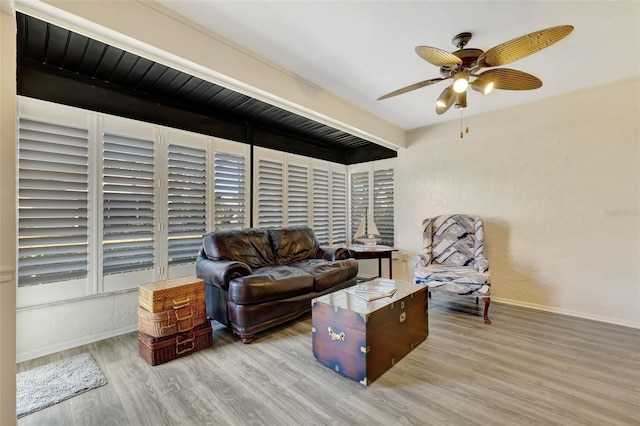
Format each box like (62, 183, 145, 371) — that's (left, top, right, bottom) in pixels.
(16, 291, 138, 362)
(393, 78, 640, 328)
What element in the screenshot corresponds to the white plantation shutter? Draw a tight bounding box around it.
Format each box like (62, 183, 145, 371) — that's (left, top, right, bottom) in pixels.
(331, 170, 347, 244)
(350, 171, 369, 239)
(313, 168, 330, 244)
(168, 144, 206, 265)
(214, 151, 246, 231)
(257, 158, 283, 228)
(374, 168, 395, 246)
(102, 132, 155, 275)
(287, 163, 309, 227)
(17, 118, 89, 286)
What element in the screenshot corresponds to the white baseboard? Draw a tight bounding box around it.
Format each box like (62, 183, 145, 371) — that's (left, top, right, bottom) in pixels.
(493, 297, 640, 329)
(16, 324, 138, 363)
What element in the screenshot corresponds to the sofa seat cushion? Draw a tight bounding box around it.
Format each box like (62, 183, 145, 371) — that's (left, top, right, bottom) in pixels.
(415, 264, 490, 285)
(290, 258, 358, 292)
(228, 266, 314, 304)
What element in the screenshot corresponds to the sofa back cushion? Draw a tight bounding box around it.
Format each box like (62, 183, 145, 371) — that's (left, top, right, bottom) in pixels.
(268, 226, 319, 265)
(202, 228, 275, 268)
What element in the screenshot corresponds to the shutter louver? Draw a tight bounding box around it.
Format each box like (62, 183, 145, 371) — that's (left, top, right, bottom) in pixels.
(374, 168, 395, 246)
(168, 144, 206, 265)
(287, 163, 308, 227)
(103, 132, 155, 275)
(331, 171, 347, 244)
(214, 151, 246, 231)
(18, 119, 89, 286)
(313, 168, 330, 245)
(257, 159, 283, 228)
(350, 171, 369, 241)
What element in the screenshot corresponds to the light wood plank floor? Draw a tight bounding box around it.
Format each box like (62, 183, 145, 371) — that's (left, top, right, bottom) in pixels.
(17, 296, 640, 426)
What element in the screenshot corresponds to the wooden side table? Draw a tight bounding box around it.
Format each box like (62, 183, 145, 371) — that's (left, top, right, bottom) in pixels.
(348, 245, 397, 278)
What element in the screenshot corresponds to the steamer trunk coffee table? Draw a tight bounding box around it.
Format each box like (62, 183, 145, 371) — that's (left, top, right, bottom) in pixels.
(311, 279, 428, 385)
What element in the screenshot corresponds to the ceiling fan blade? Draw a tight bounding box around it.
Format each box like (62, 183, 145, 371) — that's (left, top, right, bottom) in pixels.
(478, 25, 574, 67)
(435, 85, 456, 115)
(378, 77, 446, 101)
(415, 46, 462, 68)
(476, 68, 542, 90)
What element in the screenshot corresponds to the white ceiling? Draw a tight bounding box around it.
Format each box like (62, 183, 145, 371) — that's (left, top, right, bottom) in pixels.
(157, 1, 640, 131)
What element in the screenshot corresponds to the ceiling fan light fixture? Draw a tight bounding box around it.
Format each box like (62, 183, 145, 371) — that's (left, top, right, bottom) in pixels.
(472, 78, 494, 95)
(484, 81, 494, 95)
(452, 72, 469, 93)
(436, 86, 454, 108)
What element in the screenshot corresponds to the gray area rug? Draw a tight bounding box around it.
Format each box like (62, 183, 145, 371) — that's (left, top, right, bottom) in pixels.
(17, 353, 108, 418)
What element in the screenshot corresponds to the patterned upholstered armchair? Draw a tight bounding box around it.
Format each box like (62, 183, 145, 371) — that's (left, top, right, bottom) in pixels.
(414, 214, 492, 324)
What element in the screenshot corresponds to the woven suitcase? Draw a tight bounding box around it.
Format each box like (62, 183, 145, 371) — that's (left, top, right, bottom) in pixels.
(138, 299, 207, 338)
(138, 322, 213, 366)
(139, 276, 205, 313)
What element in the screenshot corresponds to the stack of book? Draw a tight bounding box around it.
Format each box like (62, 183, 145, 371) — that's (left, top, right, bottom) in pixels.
(346, 278, 397, 301)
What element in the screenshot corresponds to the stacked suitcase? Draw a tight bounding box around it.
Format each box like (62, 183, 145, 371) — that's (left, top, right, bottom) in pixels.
(138, 276, 212, 366)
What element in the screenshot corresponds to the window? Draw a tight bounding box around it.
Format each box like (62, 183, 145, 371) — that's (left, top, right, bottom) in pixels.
(312, 168, 330, 245)
(16, 98, 386, 307)
(349, 159, 396, 246)
(253, 147, 348, 241)
(287, 162, 309, 227)
(257, 157, 284, 228)
(16, 98, 251, 307)
(102, 131, 155, 276)
(17, 118, 89, 287)
(350, 171, 369, 241)
(373, 168, 395, 246)
(331, 170, 347, 244)
(214, 150, 247, 231)
(16, 100, 94, 306)
(167, 143, 207, 266)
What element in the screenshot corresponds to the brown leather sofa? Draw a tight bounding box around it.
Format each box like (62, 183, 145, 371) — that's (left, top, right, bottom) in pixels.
(196, 226, 358, 343)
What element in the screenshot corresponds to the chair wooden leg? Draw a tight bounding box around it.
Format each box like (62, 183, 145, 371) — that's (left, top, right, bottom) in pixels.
(482, 297, 491, 324)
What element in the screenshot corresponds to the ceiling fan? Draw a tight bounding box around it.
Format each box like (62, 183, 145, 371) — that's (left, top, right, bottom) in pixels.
(378, 25, 574, 119)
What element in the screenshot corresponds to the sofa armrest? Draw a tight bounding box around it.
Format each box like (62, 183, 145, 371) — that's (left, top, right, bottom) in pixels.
(196, 247, 252, 291)
(316, 246, 352, 261)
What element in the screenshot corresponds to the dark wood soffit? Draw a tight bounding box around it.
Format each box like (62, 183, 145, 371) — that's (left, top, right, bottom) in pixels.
(18, 61, 247, 143)
(16, 12, 398, 165)
(19, 59, 396, 165)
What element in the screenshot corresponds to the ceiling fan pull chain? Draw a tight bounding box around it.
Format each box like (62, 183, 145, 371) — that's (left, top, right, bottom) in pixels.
(465, 107, 469, 135)
(460, 110, 464, 138)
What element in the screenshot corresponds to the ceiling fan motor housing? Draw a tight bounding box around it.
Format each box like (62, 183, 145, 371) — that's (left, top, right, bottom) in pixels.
(440, 48, 484, 77)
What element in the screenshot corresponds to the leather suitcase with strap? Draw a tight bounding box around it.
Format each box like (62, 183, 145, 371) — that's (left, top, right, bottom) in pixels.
(138, 322, 213, 366)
